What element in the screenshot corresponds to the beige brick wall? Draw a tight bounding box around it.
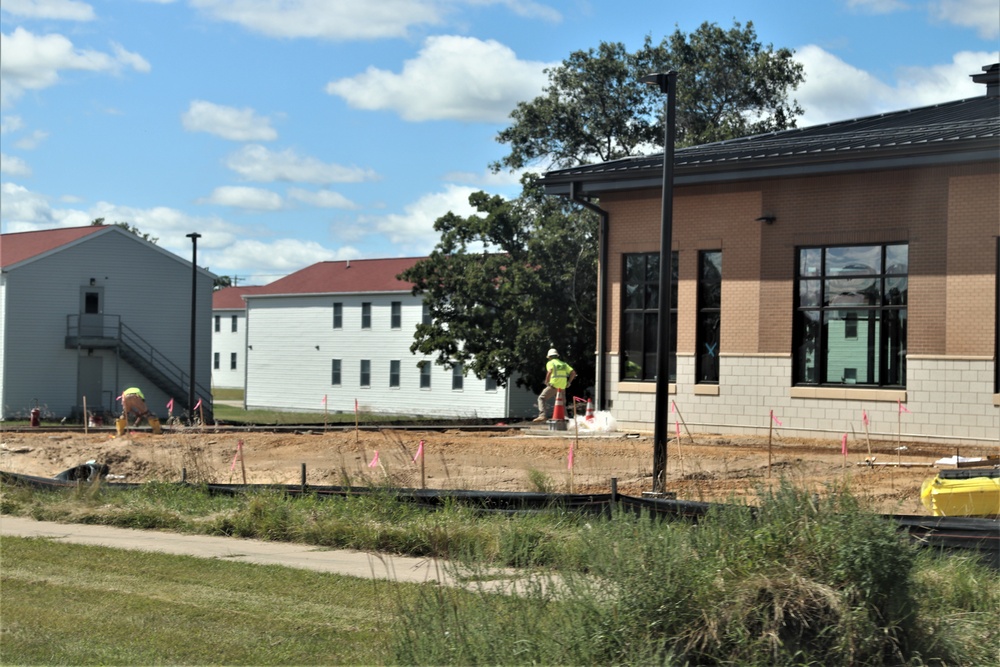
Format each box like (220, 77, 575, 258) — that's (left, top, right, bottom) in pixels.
(597, 162, 999, 444)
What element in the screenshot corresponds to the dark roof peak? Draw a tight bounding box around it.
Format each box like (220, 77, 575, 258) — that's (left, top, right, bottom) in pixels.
(971, 62, 999, 98)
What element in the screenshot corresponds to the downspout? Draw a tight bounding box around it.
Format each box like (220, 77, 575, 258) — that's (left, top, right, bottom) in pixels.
(570, 182, 609, 411)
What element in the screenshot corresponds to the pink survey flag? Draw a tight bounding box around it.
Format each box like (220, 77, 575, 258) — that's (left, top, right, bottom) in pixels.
(116, 394, 123, 403)
(841, 434, 848, 456)
(368, 451, 379, 468)
(567, 442, 574, 470)
(675, 419, 680, 438)
(770, 410, 782, 427)
(166, 398, 174, 412)
(413, 440, 424, 463)
(573, 396, 586, 403)
(862, 409, 869, 426)
(322, 395, 327, 405)
(230, 441, 243, 471)
(898, 400, 910, 414)
(194, 398, 202, 410)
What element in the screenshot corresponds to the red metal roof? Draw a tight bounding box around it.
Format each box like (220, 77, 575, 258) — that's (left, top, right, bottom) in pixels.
(250, 257, 423, 297)
(212, 285, 270, 309)
(1, 225, 107, 267)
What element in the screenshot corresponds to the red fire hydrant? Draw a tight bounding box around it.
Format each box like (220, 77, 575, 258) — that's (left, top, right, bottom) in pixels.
(30, 407, 41, 427)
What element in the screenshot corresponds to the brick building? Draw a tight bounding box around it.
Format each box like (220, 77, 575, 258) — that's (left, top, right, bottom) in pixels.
(541, 63, 999, 445)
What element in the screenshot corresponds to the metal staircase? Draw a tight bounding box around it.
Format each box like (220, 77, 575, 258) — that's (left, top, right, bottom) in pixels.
(66, 314, 213, 421)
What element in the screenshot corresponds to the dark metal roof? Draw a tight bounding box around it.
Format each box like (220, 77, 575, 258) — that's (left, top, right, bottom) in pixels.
(541, 94, 1000, 195)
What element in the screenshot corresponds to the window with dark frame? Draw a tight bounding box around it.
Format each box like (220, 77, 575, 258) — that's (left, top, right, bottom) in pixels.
(422, 303, 432, 326)
(360, 359, 371, 387)
(213, 352, 220, 369)
(391, 301, 402, 329)
(696, 250, 722, 384)
(231, 315, 238, 332)
(214, 315, 220, 332)
(230, 352, 237, 370)
(621, 252, 677, 382)
(419, 361, 431, 388)
(331, 359, 341, 386)
(452, 364, 463, 390)
(794, 243, 907, 387)
(333, 302, 342, 329)
(485, 376, 497, 392)
(361, 302, 371, 329)
(390, 360, 400, 387)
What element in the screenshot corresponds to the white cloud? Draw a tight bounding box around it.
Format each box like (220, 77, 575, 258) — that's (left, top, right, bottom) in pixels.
(0, 115, 25, 133)
(225, 144, 378, 184)
(441, 166, 527, 188)
(182, 100, 278, 141)
(15, 129, 48, 149)
(358, 183, 482, 253)
(793, 46, 998, 126)
(189, 0, 443, 40)
(0, 182, 348, 280)
(1, 153, 32, 176)
(325, 35, 553, 123)
(0, 0, 96, 21)
(465, 0, 561, 22)
(845, 0, 908, 14)
(0, 27, 150, 107)
(208, 238, 358, 280)
(200, 185, 284, 210)
(930, 0, 1000, 38)
(287, 187, 359, 209)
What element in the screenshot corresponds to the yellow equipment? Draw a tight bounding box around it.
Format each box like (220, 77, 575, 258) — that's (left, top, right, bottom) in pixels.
(920, 470, 1000, 517)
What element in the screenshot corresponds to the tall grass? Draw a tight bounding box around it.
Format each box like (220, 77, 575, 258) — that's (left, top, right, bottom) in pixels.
(3, 480, 998, 665)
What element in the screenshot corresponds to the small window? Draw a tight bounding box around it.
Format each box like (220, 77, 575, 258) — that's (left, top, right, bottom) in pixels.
(360, 360, 371, 387)
(485, 376, 497, 392)
(391, 301, 402, 329)
(331, 359, 341, 386)
(422, 303, 432, 326)
(419, 361, 431, 389)
(213, 352, 220, 369)
(333, 302, 342, 329)
(214, 315, 220, 333)
(361, 302, 371, 329)
(390, 360, 400, 387)
(231, 315, 238, 332)
(230, 352, 237, 370)
(452, 364, 464, 390)
(696, 250, 722, 384)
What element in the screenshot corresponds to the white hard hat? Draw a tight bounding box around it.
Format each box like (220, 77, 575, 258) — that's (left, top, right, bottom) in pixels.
(547, 348, 559, 358)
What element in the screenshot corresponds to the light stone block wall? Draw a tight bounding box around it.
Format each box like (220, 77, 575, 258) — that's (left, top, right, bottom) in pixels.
(608, 353, 999, 445)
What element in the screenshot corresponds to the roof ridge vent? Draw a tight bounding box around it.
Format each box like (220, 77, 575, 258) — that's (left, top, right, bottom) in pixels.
(971, 62, 999, 98)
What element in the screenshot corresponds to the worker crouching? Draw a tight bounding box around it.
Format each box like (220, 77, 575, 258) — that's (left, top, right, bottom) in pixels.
(117, 387, 162, 435)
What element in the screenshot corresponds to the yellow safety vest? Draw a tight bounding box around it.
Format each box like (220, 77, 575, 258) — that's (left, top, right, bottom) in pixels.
(546, 359, 573, 389)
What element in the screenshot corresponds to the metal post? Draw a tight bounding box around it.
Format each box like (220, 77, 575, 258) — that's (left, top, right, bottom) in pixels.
(186, 233, 201, 421)
(642, 72, 677, 494)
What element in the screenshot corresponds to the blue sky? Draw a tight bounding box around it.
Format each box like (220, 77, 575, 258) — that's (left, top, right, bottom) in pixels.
(2, 0, 997, 285)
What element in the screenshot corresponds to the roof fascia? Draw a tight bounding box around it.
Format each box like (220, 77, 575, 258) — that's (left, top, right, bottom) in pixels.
(544, 148, 1000, 196)
(245, 289, 415, 300)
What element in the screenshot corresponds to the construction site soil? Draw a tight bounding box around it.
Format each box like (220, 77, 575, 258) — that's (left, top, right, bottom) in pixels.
(3, 422, 994, 517)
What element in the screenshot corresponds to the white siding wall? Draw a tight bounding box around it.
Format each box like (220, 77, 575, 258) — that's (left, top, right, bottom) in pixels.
(245, 292, 535, 418)
(0, 274, 7, 417)
(211, 309, 246, 390)
(0, 229, 213, 419)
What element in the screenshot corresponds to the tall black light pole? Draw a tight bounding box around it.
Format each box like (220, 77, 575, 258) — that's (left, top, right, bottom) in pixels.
(186, 232, 201, 420)
(641, 71, 677, 494)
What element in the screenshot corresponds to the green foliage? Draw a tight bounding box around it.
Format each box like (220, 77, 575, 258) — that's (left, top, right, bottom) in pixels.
(400, 175, 598, 392)
(90, 217, 159, 245)
(494, 20, 803, 172)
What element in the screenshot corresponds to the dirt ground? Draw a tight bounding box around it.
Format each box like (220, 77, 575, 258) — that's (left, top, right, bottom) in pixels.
(1, 421, 994, 516)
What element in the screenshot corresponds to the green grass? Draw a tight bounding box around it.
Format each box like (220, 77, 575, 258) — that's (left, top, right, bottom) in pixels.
(1, 537, 408, 665)
(212, 387, 244, 401)
(3, 481, 998, 665)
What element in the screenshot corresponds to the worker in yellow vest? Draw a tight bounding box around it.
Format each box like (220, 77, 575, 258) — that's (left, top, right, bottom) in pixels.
(118, 387, 161, 434)
(534, 348, 576, 422)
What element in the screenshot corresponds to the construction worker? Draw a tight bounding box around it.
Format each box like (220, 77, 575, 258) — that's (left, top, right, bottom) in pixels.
(534, 348, 576, 422)
(119, 387, 161, 434)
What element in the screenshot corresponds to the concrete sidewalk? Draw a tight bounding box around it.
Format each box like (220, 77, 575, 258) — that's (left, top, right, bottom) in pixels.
(1, 515, 457, 586)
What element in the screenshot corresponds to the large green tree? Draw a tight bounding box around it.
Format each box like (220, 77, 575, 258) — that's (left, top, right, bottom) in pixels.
(405, 21, 803, 394)
(493, 20, 804, 171)
(400, 176, 598, 392)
